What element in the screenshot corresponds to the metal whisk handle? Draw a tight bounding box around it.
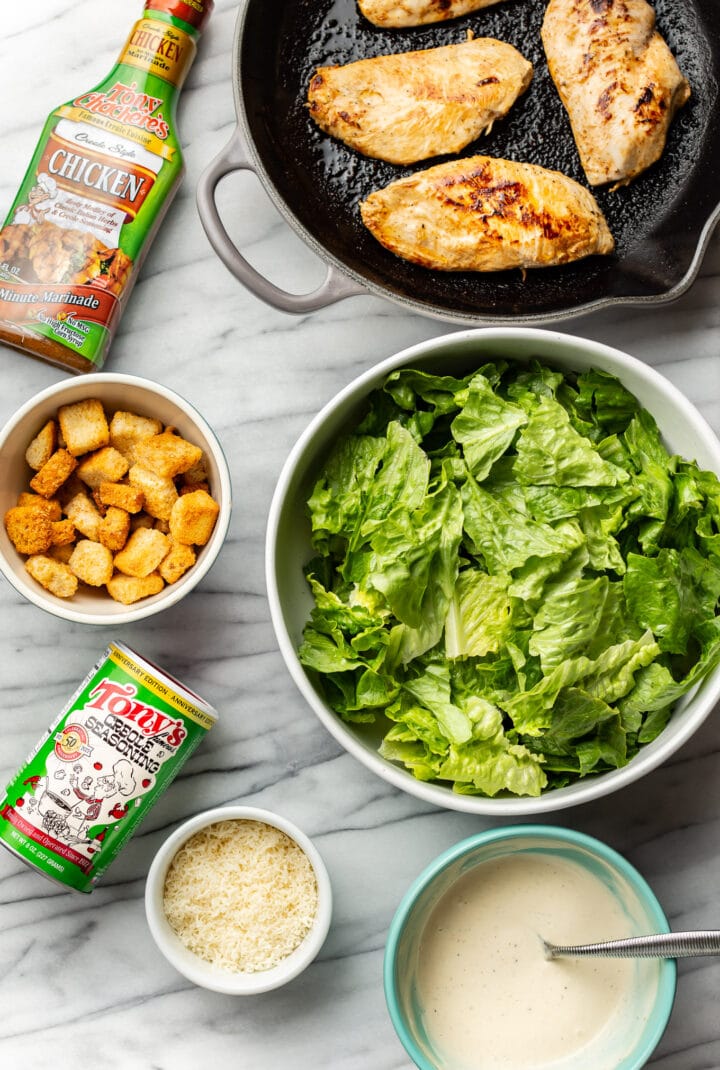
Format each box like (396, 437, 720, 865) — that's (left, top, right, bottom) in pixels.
(544, 931, 720, 959)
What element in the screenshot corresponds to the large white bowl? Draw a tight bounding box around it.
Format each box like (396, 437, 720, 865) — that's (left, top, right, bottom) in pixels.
(0, 374, 232, 625)
(266, 327, 720, 816)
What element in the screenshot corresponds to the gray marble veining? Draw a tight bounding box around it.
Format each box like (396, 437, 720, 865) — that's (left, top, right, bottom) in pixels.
(1, 2, 719, 1067)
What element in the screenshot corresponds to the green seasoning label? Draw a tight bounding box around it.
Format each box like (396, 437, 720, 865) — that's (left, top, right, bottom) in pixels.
(0, 16, 194, 369)
(0, 644, 215, 893)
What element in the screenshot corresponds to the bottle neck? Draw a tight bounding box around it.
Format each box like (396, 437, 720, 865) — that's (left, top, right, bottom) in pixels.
(116, 11, 199, 93)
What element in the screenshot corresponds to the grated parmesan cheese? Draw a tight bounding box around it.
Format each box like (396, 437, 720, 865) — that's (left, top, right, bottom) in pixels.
(162, 819, 319, 974)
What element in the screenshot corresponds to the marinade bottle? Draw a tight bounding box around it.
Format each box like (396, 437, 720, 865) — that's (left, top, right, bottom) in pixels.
(0, 0, 213, 373)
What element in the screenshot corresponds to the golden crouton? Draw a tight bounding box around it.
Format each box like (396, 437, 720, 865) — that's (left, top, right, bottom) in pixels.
(113, 527, 170, 578)
(69, 540, 114, 587)
(159, 541, 196, 584)
(154, 518, 170, 533)
(97, 481, 144, 514)
(4, 506, 53, 555)
(51, 519, 76, 546)
(25, 554, 78, 599)
(169, 489, 220, 546)
(181, 482, 210, 496)
(109, 410, 162, 461)
(58, 399, 109, 457)
(135, 431, 203, 480)
(128, 465, 178, 520)
(64, 492, 102, 541)
(25, 420, 57, 471)
(16, 493, 62, 521)
(98, 507, 130, 552)
(29, 449, 78, 498)
(76, 447, 129, 489)
(107, 571, 164, 605)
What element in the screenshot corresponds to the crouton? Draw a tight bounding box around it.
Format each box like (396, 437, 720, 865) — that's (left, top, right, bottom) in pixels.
(159, 541, 196, 584)
(128, 465, 178, 520)
(58, 399, 109, 456)
(134, 431, 203, 480)
(25, 420, 57, 471)
(109, 410, 162, 460)
(16, 494, 62, 522)
(169, 489, 219, 546)
(154, 518, 170, 533)
(51, 519, 76, 546)
(4, 506, 53, 555)
(25, 554, 78, 599)
(98, 507, 130, 552)
(106, 571, 164, 605)
(69, 540, 114, 587)
(64, 492, 102, 541)
(113, 527, 170, 578)
(29, 449, 78, 498)
(181, 482, 210, 496)
(76, 446, 129, 489)
(97, 481, 144, 514)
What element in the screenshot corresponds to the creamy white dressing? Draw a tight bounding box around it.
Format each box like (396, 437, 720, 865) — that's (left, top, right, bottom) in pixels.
(416, 854, 646, 1069)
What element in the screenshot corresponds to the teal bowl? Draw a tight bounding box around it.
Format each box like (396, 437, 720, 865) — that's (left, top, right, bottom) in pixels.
(384, 825, 676, 1070)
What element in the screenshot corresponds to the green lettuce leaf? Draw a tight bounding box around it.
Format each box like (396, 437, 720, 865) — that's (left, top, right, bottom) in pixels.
(451, 373, 527, 481)
(513, 396, 630, 488)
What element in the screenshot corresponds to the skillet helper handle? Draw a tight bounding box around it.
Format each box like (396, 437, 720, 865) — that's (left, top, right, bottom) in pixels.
(197, 126, 365, 314)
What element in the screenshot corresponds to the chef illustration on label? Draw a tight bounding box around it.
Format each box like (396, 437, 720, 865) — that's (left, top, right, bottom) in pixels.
(13, 172, 58, 225)
(26, 729, 138, 847)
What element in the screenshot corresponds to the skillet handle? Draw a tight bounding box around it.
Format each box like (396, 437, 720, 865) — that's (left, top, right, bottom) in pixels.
(197, 126, 366, 314)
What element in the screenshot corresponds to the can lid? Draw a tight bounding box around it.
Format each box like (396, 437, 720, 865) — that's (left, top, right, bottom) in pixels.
(144, 0, 214, 34)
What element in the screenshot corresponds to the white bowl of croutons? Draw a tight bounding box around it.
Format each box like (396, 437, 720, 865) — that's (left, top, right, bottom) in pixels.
(0, 374, 232, 624)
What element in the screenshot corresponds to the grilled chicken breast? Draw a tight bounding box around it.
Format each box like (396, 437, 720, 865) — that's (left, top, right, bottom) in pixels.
(358, 0, 504, 28)
(360, 155, 614, 271)
(542, 0, 691, 186)
(308, 38, 532, 165)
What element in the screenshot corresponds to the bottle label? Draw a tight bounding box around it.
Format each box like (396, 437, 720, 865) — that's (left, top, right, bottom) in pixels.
(0, 19, 188, 369)
(0, 110, 169, 360)
(118, 18, 195, 87)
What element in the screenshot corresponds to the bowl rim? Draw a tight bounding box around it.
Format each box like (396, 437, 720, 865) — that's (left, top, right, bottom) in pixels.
(144, 804, 333, 995)
(265, 326, 720, 815)
(382, 824, 677, 1070)
(0, 372, 233, 625)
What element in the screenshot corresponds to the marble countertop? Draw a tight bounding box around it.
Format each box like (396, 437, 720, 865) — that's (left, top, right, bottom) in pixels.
(1, 2, 719, 1067)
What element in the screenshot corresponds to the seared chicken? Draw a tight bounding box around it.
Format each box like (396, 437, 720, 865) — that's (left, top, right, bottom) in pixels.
(308, 38, 532, 165)
(542, 0, 691, 186)
(358, 0, 504, 28)
(360, 155, 614, 271)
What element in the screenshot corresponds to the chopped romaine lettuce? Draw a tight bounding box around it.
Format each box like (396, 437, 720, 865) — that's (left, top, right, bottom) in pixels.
(299, 360, 720, 797)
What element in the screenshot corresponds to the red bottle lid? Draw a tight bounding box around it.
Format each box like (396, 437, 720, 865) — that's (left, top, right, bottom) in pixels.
(144, 0, 214, 34)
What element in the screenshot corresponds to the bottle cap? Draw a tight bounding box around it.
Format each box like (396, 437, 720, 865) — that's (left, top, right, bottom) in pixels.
(144, 0, 214, 34)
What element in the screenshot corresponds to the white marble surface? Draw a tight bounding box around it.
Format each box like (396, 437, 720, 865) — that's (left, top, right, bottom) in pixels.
(1, 2, 719, 1067)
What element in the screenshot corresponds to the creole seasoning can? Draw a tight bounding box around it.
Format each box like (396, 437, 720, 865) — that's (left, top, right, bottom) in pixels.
(0, 641, 217, 892)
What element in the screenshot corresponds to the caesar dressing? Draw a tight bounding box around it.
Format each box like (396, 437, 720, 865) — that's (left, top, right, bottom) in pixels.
(416, 853, 649, 1069)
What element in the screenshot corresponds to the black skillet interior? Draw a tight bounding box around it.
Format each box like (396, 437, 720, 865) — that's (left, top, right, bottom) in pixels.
(239, 0, 720, 322)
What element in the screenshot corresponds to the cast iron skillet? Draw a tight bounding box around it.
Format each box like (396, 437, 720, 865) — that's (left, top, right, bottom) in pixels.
(197, 0, 720, 324)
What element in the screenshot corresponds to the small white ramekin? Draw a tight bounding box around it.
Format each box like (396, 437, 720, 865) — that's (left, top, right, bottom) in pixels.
(144, 805, 332, 995)
(0, 373, 232, 624)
